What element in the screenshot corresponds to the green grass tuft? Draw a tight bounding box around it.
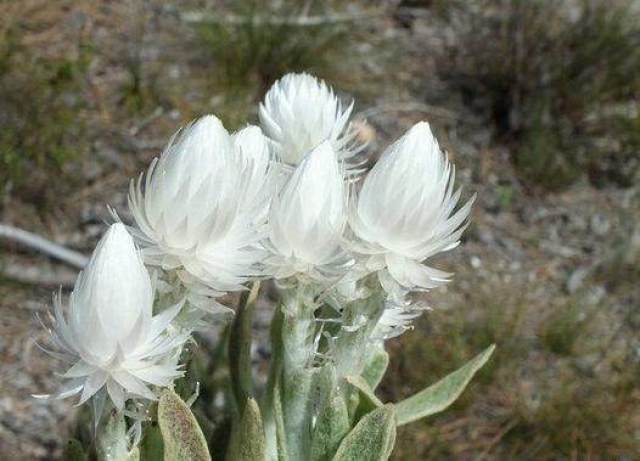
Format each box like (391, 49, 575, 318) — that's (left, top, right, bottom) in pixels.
(443, 0, 640, 190)
(383, 279, 639, 460)
(0, 7, 90, 200)
(194, 0, 357, 129)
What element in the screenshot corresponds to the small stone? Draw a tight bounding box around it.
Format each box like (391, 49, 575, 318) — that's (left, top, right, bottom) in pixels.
(470, 255, 482, 268)
(586, 286, 606, 305)
(590, 214, 610, 236)
(567, 267, 590, 293)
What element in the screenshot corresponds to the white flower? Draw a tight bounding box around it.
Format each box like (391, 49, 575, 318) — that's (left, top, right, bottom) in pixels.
(259, 73, 363, 168)
(349, 122, 475, 298)
(128, 115, 273, 299)
(266, 141, 352, 282)
(35, 223, 187, 410)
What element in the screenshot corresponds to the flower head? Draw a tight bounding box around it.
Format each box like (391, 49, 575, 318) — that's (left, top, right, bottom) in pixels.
(128, 115, 273, 298)
(259, 73, 363, 168)
(350, 122, 475, 298)
(36, 223, 187, 411)
(266, 141, 352, 282)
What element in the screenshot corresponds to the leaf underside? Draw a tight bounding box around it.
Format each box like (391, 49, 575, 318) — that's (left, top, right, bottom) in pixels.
(333, 404, 397, 461)
(158, 389, 212, 461)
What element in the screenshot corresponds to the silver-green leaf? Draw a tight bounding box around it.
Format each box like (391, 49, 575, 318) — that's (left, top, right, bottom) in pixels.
(361, 346, 389, 390)
(229, 282, 260, 409)
(333, 404, 397, 461)
(140, 423, 164, 460)
(227, 398, 267, 461)
(310, 383, 350, 461)
(395, 344, 495, 426)
(97, 410, 135, 461)
(158, 389, 212, 461)
(273, 374, 289, 461)
(345, 375, 383, 411)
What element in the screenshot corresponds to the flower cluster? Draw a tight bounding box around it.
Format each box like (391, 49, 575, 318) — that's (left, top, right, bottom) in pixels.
(37, 72, 473, 418)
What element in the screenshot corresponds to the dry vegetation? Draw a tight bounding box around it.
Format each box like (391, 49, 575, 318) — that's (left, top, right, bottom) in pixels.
(442, 0, 640, 190)
(0, 0, 638, 460)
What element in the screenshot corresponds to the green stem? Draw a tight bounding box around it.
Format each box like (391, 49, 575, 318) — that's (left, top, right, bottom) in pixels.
(229, 281, 260, 411)
(262, 307, 285, 461)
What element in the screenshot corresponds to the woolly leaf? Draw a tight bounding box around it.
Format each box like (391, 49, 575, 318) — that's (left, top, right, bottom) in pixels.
(158, 389, 211, 461)
(333, 404, 397, 461)
(273, 374, 289, 461)
(361, 346, 389, 390)
(346, 375, 383, 411)
(227, 398, 266, 461)
(396, 344, 495, 426)
(229, 282, 260, 409)
(140, 424, 164, 460)
(96, 410, 131, 461)
(262, 309, 286, 461)
(310, 379, 350, 461)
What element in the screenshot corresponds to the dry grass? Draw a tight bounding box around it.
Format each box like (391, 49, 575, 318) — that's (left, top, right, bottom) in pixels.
(0, 1, 91, 203)
(441, 0, 640, 190)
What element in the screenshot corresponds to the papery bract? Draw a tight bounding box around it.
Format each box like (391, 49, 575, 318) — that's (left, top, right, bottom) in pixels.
(36, 223, 186, 411)
(266, 141, 352, 282)
(128, 115, 273, 300)
(259, 73, 363, 168)
(350, 122, 474, 300)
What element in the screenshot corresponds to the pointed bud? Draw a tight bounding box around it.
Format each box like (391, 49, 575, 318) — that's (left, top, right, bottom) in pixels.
(350, 122, 474, 298)
(267, 141, 352, 281)
(259, 73, 363, 168)
(128, 115, 274, 296)
(36, 223, 187, 412)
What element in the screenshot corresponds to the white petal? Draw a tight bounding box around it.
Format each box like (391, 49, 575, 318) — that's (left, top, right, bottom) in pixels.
(61, 360, 97, 378)
(385, 253, 452, 292)
(129, 365, 183, 387)
(33, 378, 84, 400)
(106, 379, 126, 410)
(77, 370, 108, 406)
(111, 371, 156, 401)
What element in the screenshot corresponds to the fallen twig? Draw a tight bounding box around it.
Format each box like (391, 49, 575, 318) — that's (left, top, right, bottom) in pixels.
(473, 419, 519, 461)
(181, 10, 385, 27)
(0, 224, 89, 269)
(355, 102, 468, 123)
(1, 262, 77, 288)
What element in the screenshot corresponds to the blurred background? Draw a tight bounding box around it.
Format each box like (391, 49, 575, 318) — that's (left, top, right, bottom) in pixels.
(0, 0, 638, 459)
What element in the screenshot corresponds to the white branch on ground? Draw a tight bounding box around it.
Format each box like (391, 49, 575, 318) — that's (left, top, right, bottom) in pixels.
(0, 223, 89, 269)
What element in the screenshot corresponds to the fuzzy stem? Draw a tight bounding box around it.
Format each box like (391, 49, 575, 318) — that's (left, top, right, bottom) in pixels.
(280, 284, 317, 460)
